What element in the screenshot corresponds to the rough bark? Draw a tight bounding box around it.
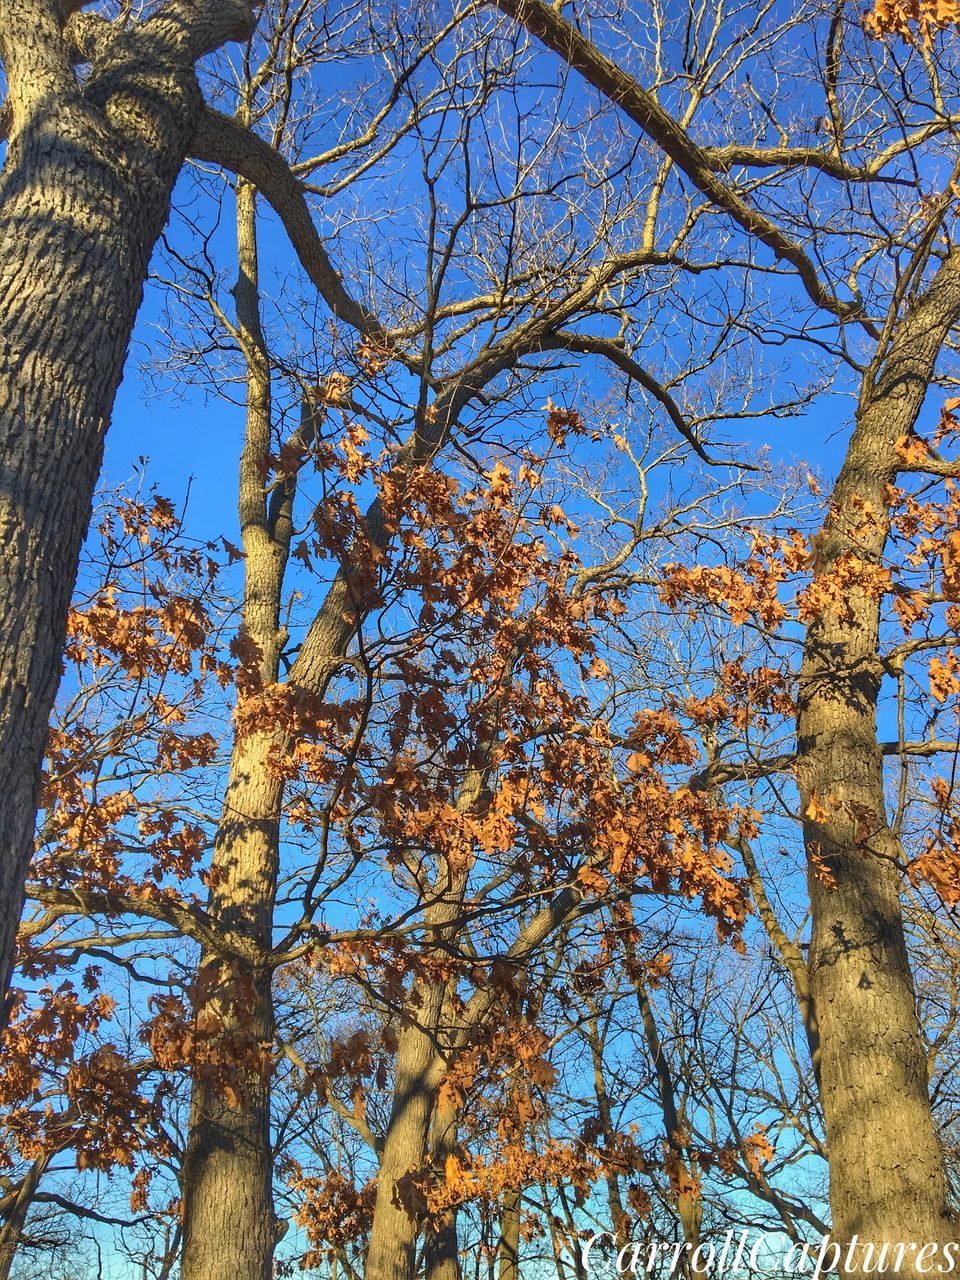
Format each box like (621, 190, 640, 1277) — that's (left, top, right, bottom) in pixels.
(795, 252, 960, 1272)
(176, 723, 282, 1280)
(0, 0, 254, 1015)
(178, 939, 277, 1280)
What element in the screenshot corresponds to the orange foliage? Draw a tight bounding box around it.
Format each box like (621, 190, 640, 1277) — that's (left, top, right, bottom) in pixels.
(866, 0, 960, 42)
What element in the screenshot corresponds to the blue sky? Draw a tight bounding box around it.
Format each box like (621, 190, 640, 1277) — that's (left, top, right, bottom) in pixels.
(26, 8, 960, 1272)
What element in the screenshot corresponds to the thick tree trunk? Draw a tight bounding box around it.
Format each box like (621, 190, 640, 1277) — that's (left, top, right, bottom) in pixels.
(796, 252, 960, 1272)
(0, 0, 253, 1014)
(178, 975, 276, 1280)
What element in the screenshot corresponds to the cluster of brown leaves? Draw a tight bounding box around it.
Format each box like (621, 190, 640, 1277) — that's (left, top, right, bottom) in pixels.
(286, 1164, 376, 1266)
(147, 960, 272, 1103)
(0, 977, 166, 1177)
(910, 778, 960, 905)
(866, 0, 960, 43)
(0, 489, 235, 1204)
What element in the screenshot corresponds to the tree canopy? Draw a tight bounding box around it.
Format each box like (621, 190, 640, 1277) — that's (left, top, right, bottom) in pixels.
(2, 3, 960, 1279)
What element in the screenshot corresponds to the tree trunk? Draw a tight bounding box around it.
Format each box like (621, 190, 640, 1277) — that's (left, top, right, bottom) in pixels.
(0, 0, 253, 1014)
(497, 1189, 521, 1280)
(177, 731, 283, 1280)
(628, 955, 705, 1280)
(0, 1153, 49, 1280)
(178, 970, 277, 1280)
(179, 154, 481, 1277)
(425, 1092, 461, 1280)
(179, 178, 285, 1280)
(584, 1010, 629, 1250)
(364, 979, 447, 1280)
(796, 251, 960, 1271)
(364, 749, 500, 1280)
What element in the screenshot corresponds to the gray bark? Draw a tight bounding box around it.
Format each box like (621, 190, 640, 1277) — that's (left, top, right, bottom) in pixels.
(0, 0, 253, 1014)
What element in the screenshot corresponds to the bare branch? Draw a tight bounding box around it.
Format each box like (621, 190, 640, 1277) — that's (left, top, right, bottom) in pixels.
(490, 0, 871, 330)
(24, 884, 257, 964)
(191, 106, 389, 343)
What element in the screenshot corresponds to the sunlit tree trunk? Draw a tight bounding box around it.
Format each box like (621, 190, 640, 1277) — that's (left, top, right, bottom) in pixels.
(177, 731, 281, 1280)
(364, 729, 503, 1280)
(497, 1189, 521, 1280)
(179, 178, 285, 1280)
(796, 251, 960, 1271)
(0, 0, 253, 1017)
(364, 978, 448, 1280)
(178, 166, 381, 1277)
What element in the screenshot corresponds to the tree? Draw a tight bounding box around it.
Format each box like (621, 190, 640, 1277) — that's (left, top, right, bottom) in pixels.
(0, 482, 232, 1278)
(0, 0, 250, 1016)
(12, 5, 960, 1277)
(155, 5, 804, 1274)
(488, 0, 960, 1266)
(0, 0, 399, 1023)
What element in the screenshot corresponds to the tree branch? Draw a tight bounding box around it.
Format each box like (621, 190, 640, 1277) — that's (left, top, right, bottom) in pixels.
(190, 106, 389, 343)
(542, 330, 744, 466)
(0, 0, 75, 138)
(733, 835, 821, 1089)
(141, 0, 256, 62)
(490, 0, 871, 330)
(23, 884, 257, 964)
(689, 739, 959, 791)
